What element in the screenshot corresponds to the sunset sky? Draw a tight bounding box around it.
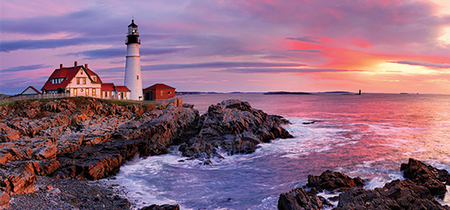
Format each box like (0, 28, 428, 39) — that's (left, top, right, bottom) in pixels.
(1, 0, 450, 95)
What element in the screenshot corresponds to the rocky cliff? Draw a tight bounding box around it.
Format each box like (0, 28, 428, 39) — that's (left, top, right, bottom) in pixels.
(0, 97, 292, 209)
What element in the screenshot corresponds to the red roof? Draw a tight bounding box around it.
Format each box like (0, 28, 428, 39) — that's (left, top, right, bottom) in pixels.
(86, 69, 102, 84)
(41, 67, 79, 90)
(41, 65, 102, 91)
(21, 86, 41, 95)
(144, 83, 175, 90)
(115, 86, 130, 92)
(101, 83, 115, 91)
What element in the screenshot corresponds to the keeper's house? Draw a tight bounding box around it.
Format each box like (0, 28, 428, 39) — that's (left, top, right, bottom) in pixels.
(143, 83, 176, 100)
(41, 61, 130, 100)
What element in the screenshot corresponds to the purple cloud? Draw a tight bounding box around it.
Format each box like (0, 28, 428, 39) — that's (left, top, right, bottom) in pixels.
(286, 37, 322, 44)
(1, 64, 51, 73)
(142, 62, 305, 71)
(220, 68, 346, 74)
(63, 47, 186, 60)
(292, 49, 324, 53)
(94, 61, 305, 74)
(390, 61, 450, 68)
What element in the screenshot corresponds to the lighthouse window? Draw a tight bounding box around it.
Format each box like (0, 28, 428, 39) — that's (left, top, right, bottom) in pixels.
(137, 75, 139, 80)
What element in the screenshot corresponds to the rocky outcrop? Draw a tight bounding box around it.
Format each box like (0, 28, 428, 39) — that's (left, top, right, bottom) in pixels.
(278, 159, 450, 210)
(401, 158, 450, 196)
(278, 187, 332, 210)
(336, 179, 448, 210)
(306, 170, 364, 192)
(0, 97, 199, 208)
(179, 99, 293, 159)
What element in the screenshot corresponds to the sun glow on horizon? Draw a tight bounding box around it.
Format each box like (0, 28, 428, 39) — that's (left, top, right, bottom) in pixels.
(376, 62, 442, 75)
(438, 27, 450, 47)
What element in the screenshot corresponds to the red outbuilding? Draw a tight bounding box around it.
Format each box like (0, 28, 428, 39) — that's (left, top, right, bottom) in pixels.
(143, 83, 176, 100)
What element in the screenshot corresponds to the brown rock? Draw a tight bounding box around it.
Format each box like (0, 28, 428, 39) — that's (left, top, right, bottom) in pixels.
(180, 99, 293, 159)
(278, 187, 330, 210)
(306, 170, 365, 192)
(0, 191, 9, 210)
(400, 158, 448, 196)
(2, 173, 37, 195)
(336, 179, 449, 210)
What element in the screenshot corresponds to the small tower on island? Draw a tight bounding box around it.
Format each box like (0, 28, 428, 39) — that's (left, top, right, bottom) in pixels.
(124, 19, 143, 100)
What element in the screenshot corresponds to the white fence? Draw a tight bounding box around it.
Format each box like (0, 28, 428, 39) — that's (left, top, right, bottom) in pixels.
(1, 93, 70, 103)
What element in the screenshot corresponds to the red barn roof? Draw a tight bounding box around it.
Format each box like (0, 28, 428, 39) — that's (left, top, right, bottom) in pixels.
(115, 86, 130, 92)
(41, 65, 102, 91)
(144, 83, 175, 90)
(101, 83, 115, 91)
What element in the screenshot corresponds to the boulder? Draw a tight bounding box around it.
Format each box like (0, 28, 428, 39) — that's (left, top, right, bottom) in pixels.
(401, 158, 448, 196)
(179, 99, 293, 159)
(306, 170, 364, 192)
(0, 171, 37, 195)
(278, 187, 331, 210)
(0, 191, 9, 210)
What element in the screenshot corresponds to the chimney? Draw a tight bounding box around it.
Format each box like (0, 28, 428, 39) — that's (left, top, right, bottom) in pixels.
(74, 61, 78, 67)
(85, 64, 88, 69)
(60, 64, 63, 70)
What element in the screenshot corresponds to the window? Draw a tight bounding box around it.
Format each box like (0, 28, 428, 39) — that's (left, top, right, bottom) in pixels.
(86, 88, 89, 96)
(77, 78, 80, 85)
(92, 76, 96, 82)
(82, 78, 86, 85)
(137, 75, 139, 80)
(160, 91, 163, 96)
(93, 88, 96, 96)
(104, 91, 107, 98)
(168, 91, 172, 95)
(51, 78, 63, 84)
(74, 89, 77, 96)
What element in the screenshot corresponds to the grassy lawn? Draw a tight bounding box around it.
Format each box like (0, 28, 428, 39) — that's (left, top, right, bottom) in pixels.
(0, 96, 162, 107)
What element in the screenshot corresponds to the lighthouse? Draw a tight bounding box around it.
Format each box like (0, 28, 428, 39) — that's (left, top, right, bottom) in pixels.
(124, 19, 143, 100)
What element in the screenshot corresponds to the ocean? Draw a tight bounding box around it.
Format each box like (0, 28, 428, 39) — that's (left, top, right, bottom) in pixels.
(108, 93, 450, 209)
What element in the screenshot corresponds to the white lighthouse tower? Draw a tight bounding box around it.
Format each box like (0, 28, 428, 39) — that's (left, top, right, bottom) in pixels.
(124, 19, 143, 100)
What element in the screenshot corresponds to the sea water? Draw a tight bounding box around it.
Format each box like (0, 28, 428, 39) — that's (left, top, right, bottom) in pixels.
(109, 93, 450, 209)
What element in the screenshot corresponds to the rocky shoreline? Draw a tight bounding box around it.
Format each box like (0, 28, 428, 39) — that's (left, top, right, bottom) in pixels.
(0, 97, 292, 209)
(1, 97, 449, 209)
(278, 158, 450, 210)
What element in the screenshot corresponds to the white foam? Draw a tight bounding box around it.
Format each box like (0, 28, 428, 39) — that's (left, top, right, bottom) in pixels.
(317, 191, 340, 208)
(441, 186, 450, 206)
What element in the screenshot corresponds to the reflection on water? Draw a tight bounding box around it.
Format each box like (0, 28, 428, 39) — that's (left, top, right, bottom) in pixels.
(113, 94, 450, 209)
